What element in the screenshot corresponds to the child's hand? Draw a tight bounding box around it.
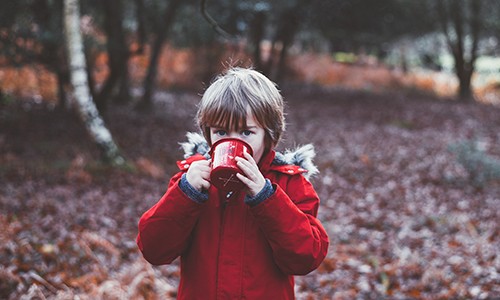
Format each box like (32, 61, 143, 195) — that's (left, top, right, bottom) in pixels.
(185, 160, 211, 192)
(235, 151, 266, 197)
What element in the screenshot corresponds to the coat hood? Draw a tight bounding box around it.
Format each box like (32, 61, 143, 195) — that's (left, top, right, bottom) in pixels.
(179, 132, 319, 179)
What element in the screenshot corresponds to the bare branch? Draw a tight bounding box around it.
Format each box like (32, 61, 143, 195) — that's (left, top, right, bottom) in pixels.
(200, 0, 232, 39)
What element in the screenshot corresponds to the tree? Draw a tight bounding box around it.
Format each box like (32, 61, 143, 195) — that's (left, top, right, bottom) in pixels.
(271, 3, 304, 83)
(249, 9, 267, 72)
(431, 0, 500, 101)
(64, 0, 125, 165)
(136, 0, 184, 111)
(93, 0, 131, 112)
(436, 0, 482, 101)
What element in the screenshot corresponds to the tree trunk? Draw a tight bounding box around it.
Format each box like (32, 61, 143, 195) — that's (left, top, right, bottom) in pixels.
(134, 0, 147, 54)
(31, 0, 70, 110)
(95, 0, 130, 110)
(438, 0, 481, 102)
(63, 0, 125, 165)
(274, 8, 300, 83)
(458, 70, 473, 99)
(84, 46, 99, 105)
(55, 69, 69, 110)
(249, 10, 266, 72)
(136, 0, 183, 111)
(453, 49, 474, 100)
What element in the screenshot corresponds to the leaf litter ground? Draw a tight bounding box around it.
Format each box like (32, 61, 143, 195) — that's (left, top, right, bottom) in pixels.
(0, 86, 499, 299)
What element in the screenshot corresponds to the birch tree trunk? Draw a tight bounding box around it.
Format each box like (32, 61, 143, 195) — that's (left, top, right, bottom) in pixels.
(63, 0, 125, 165)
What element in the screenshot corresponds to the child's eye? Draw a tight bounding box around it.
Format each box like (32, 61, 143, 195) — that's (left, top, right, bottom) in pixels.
(215, 130, 227, 136)
(241, 130, 253, 137)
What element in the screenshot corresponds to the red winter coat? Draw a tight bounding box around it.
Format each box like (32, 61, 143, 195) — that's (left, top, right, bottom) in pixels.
(137, 149, 329, 299)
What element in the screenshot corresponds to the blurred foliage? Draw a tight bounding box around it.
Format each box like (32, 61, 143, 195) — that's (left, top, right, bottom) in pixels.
(0, 0, 64, 67)
(450, 140, 500, 186)
(0, 0, 499, 102)
(1, 0, 499, 59)
(0, 1, 437, 64)
(306, 0, 435, 54)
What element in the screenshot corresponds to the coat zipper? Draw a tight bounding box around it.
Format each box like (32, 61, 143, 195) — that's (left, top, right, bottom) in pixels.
(215, 194, 230, 298)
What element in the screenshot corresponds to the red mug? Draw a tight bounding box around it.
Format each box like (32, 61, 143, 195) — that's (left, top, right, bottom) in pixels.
(210, 138, 253, 193)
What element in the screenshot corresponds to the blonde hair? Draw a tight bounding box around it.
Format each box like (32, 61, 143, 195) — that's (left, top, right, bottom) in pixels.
(196, 67, 285, 149)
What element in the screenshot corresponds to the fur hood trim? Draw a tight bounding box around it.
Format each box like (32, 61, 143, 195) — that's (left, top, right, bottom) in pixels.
(273, 144, 319, 179)
(179, 132, 319, 179)
(180, 132, 211, 159)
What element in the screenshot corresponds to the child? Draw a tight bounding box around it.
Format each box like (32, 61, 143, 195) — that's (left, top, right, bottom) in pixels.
(137, 67, 329, 299)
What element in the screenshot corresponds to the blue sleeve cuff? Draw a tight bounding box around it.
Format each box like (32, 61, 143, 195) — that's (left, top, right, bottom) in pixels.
(244, 179, 274, 207)
(179, 173, 209, 203)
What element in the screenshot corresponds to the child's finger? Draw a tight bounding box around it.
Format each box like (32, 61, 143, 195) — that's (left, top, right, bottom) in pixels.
(243, 151, 256, 164)
(201, 179, 211, 190)
(236, 173, 263, 197)
(236, 155, 257, 170)
(236, 173, 251, 185)
(236, 159, 256, 179)
(200, 165, 211, 173)
(235, 156, 250, 170)
(201, 170, 211, 179)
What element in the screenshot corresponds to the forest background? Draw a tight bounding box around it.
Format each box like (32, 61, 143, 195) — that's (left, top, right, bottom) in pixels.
(0, 0, 499, 299)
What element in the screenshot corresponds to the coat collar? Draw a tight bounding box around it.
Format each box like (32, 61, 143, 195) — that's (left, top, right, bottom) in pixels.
(258, 149, 276, 173)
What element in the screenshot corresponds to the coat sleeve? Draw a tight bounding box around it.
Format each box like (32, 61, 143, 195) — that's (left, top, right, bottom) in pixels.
(249, 174, 329, 275)
(136, 172, 204, 265)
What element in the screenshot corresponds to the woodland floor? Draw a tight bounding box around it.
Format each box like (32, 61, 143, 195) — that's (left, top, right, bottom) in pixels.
(0, 85, 499, 299)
